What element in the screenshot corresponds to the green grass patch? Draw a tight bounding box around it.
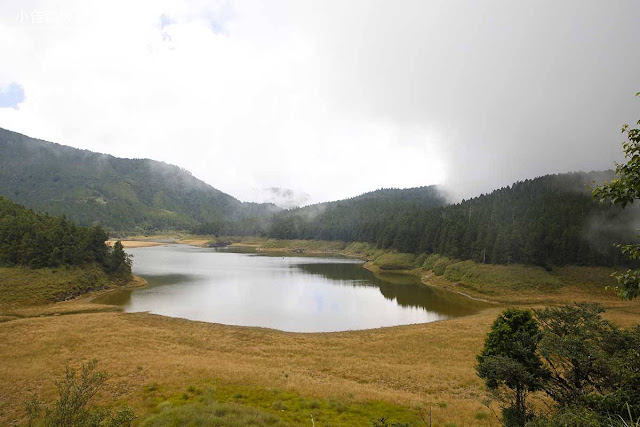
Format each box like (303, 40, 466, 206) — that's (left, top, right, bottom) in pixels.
(0, 265, 112, 306)
(141, 395, 288, 427)
(344, 242, 380, 257)
(260, 239, 347, 252)
(551, 266, 618, 289)
(423, 255, 458, 276)
(141, 382, 422, 427)
(442, 260, 562, 295)
(373, 253, 417, 270)
(475, 410, 489, 420)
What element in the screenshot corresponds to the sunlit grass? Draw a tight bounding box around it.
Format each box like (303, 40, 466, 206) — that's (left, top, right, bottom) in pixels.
(141, 383, 422, 426)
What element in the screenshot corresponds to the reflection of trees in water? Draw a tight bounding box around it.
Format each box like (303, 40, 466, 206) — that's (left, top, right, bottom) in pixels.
(297, 263, 487, 317)
(98, 274, 200, 306)
(297, 263, 411, 285)
(144, 273, 200, 287)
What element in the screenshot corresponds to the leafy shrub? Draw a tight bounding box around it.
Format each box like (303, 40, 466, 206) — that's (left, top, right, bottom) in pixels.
(432, 256, 456, 276)
(25, 359, 134, 427)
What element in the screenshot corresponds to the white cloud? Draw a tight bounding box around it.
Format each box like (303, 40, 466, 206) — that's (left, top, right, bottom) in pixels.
(0, 0, 638, 203)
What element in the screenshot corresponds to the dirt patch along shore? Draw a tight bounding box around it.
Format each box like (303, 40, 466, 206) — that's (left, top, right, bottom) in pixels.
(107, 240, 167, 248)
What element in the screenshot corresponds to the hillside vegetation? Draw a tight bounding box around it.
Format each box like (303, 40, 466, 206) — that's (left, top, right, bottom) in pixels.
(265, 172, 638, 268)
(0, 128, 279, 233)
(193, 185, 447, 237)
(0, 196, 133, 305)
(2, 127, 638, 270)
(0, 265, 113, 306)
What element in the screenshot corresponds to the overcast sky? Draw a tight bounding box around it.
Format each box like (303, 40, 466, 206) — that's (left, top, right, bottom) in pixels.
(0, 0, 638, 205)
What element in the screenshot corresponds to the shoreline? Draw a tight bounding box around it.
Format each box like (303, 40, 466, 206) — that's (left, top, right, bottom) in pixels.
(120, 236, 635, 307)
(108, 239, 168, 248)
(2, 240, 640, 425)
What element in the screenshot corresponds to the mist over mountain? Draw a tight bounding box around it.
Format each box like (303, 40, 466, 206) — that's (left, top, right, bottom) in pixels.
(1, 126, 638, 269)
(0, 128, 280, 233)
(265, 171, 638, 267)
(252, 187, 311, 209)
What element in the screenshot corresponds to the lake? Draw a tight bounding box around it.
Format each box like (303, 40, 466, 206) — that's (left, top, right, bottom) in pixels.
(95, 244, 487, 332)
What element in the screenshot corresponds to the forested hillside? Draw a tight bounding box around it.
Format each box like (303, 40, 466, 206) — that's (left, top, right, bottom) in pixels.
(0, 128, 279, 233)
(0, 196, 130, 280)
(266, 185, 446, 240)
(266, 172, 638, 267)
(2, 128, 636, 269)
(193, 185, 447, 236)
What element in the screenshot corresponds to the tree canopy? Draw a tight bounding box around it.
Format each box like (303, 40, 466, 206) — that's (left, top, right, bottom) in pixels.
(262, 172, 637, 268)
(593, 102, 640, 299)
(477, 309, 546, 426)
(0, 128, 279, 234)
(0, 196, 131, 281)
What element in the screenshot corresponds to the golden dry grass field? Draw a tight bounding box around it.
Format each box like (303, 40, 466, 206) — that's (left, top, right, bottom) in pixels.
(0, 294, 503, 426)
(1, 241, 639, 426)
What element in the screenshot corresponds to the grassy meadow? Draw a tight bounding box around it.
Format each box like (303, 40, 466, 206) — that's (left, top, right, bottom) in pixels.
(1, 237, 639, 426)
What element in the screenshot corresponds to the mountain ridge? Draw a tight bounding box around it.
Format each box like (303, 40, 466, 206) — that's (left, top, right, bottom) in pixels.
(0, 127, 280, 233)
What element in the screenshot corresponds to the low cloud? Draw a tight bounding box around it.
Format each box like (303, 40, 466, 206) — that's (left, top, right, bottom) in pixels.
(0, 0, 638, 204)
(250, 187, 311, 209)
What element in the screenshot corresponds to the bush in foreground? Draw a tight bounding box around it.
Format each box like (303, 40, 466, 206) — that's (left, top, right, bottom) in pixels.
(478, 304, 640, 426)
(25, 359, 134, 427)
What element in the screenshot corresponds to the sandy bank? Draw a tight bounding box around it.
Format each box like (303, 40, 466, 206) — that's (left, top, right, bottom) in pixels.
(107, 240, 167, 248)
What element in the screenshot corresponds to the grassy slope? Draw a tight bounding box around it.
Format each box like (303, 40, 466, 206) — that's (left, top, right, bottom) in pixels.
(0, 305, 503, 426)
(0, 265, 113, 307)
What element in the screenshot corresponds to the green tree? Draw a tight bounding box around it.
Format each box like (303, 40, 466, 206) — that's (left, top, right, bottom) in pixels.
(534, 304, 640, 419)
(476, 309, 547, 426)
(108, 241, 132, 282)
(593, 97, 640, 299)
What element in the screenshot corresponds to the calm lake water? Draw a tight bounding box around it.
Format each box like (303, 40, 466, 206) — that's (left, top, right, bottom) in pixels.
(95, 244, 487, 332)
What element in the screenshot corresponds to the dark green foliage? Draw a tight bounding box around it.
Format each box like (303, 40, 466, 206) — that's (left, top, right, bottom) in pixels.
(593, 107, 640, 298)
(267, 186, 446, 248)
(266, 172, 637, 268)
(0, 196, 108, 268)
(480, 304, 640, 425)
(0, 196, 130, 280)
(107, 241, 132, 283)
(476, 309, 546, 426)
(25, 359, 134, 427)
(0, 128, 278, 233)
(526, 406, 605, 427)
(535, 304, 640, 418)
(192, 216, 268, 236)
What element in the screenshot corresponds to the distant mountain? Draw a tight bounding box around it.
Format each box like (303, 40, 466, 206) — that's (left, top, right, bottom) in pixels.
(267, 185, 447, 241)
(266, 172, 639, 267)
(2, 127, 635, 268)
(0, 128, 279, 233)
(193, 185, 447, 237)
(347, 186, 446, 205)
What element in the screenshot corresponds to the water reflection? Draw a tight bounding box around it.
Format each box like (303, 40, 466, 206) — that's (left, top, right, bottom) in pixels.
(297, 263, 487, 316)
(97, 245, 487, 332)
